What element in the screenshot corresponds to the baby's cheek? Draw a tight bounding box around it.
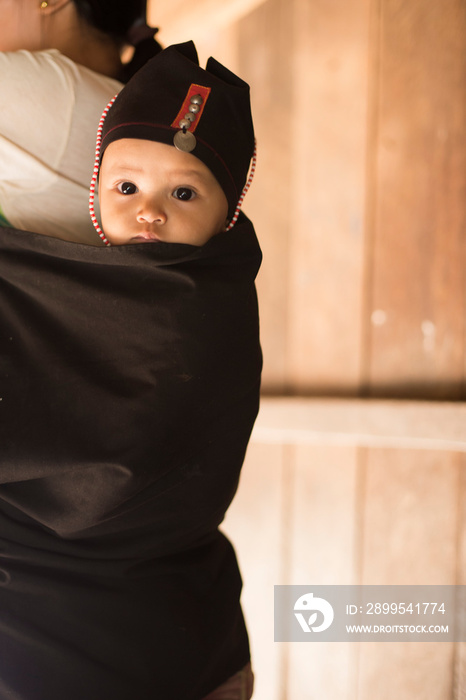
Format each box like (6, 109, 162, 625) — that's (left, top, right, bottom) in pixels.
(103, 200, 125, 226)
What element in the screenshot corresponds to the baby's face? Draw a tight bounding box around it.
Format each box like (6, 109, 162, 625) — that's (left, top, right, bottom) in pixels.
(99, 139, 229, 246)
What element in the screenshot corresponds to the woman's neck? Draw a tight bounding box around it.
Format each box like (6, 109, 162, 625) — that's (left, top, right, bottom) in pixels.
(41, 2, 123, 80)
(58, 35, 122, 79)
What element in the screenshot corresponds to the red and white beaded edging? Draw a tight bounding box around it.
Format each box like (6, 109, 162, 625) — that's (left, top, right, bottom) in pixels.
(226, 139, 257, 231)
(89, 94, 118, 247)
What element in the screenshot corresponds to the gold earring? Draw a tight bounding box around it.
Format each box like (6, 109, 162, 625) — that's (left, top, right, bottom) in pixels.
(40, 1, 48, 8)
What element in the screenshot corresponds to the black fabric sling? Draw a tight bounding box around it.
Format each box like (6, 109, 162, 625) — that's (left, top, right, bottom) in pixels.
(0, 213, 261, 700)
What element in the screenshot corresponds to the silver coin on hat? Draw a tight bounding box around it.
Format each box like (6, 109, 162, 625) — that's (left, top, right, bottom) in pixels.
(173, 93, 204, 152)
(174, 129, 197, 152)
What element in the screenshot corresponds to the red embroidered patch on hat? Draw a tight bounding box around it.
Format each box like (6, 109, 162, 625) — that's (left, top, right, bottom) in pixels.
(171, 84, 211, 133)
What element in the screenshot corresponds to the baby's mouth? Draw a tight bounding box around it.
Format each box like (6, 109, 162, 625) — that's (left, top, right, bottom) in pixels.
(131, 231, 162, 242)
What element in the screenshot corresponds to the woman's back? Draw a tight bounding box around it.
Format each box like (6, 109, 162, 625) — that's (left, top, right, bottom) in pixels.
(0, 49, 122, 244)
(0, 0, 161, 243)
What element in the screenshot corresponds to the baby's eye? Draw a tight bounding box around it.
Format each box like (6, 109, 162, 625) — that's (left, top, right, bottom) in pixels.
(173, 187, 196, 201)
(118, 182, 138, 195)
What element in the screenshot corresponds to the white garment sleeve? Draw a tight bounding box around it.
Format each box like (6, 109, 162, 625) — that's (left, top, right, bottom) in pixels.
(0, 50, 72, 170)
(0, 49, 122, 244)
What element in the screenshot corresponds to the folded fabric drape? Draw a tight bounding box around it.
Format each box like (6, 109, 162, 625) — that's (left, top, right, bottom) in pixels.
(0, 214, 262, 700)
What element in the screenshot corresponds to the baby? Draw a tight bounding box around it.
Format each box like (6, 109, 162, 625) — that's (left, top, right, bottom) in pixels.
(90, 41, 255, 247)
(86, 41, 259, 700)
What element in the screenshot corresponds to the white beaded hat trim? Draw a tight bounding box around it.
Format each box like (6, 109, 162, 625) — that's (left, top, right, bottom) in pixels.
(89, 95, 118, 247)
(226, 139, 257, 231)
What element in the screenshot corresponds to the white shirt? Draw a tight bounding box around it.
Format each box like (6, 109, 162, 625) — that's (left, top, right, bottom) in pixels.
(0, 49, 122, 244)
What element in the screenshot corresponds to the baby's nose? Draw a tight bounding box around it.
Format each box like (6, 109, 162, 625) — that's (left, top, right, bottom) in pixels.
(137, 198, 167, 224)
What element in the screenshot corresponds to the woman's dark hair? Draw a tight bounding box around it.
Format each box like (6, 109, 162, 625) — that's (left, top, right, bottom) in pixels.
(73, 0, 162, 82)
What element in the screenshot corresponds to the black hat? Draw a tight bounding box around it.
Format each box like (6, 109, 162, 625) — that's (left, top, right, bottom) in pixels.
(98, 41, 255, 221)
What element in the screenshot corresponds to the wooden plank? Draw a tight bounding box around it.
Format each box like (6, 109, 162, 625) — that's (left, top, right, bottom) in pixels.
(357, 642, 455, 700)
(286, 445, 359, 699)
(366, 0, 466, 398)
(286, 0, 371, 393)
(356, 448, 459, 700)
(235, 0, 295, 391)
(222, 442, 286, 700)
(252, 397, 466, 452)
(288, 445, 360, 584)
(361, 448, 459, 583)
(453, 454, 466, 699)
(224, 409, 465, 698)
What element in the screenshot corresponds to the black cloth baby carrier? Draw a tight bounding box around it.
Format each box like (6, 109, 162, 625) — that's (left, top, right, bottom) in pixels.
(0, 214, 261, 700)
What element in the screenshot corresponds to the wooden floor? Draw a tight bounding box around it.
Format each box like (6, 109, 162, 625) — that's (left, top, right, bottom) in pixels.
(222, 398, 466, 700)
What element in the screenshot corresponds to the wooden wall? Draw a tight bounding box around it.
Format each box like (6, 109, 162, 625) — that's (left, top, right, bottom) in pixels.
(151, 0, 466, 399)
(148, 1, 466, 698)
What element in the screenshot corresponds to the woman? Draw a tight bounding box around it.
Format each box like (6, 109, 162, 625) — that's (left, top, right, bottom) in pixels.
(0, 10, 260, 699)
(0, 0, 162, 243)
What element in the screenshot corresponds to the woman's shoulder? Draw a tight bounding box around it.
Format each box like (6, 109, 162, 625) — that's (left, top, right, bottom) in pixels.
(0, 50, 123, 243)
(0, 48, 122, 95)
(0, 48, 122, 169)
